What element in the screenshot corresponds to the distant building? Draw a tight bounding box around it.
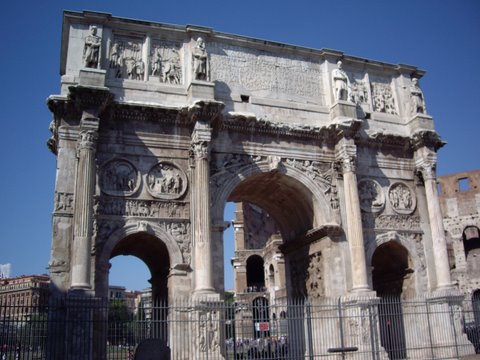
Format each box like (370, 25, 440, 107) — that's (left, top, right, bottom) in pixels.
(125, 290, 143, 315)
(0, 274, 50, 320)
(108, 285, 126, 301)
(439, 169, 480, 298)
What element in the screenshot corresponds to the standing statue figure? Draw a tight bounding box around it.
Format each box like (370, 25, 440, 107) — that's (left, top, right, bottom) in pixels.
(332, 60, 351, 102)
(410, 78, 426, 115)
(83, 26, 101, 68)
(193, 37, 208, 81)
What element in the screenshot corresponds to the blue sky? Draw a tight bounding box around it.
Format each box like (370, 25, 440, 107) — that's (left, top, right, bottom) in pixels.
(0, 1, 478, 291)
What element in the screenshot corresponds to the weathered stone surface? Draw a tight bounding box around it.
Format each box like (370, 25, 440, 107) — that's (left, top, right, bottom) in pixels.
(47, 10, 474, 359)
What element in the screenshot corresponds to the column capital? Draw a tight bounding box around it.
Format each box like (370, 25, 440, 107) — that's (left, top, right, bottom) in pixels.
(78, 129, 98, 151)
(335, 140, 357, 174)
(191, 140, 210, 160)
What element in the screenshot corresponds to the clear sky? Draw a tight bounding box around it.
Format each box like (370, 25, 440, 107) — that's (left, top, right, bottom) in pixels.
(1, 0, 479, 292)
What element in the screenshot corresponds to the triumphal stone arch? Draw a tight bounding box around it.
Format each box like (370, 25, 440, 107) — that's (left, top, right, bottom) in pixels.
(46, 10, 475, 359)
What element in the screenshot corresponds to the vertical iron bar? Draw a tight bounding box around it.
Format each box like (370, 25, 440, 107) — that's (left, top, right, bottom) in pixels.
(338, 297, 345, 360)
(306, 301, 313, 360)
(425, 297, 434, 359)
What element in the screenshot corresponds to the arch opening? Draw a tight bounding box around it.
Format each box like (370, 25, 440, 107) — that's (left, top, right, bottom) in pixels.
(463, 226, 480, 277)
(246, 255, 265, 292)
(372, 241, 411, 360)
(227, 171, 315, 242)
(109, 232, 171, 343)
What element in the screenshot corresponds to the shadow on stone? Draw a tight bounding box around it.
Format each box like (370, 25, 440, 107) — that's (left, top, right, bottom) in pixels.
(133, 339, 170, 360)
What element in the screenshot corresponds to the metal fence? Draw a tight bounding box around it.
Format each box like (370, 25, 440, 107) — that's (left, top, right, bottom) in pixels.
(1, 294, 479, 359)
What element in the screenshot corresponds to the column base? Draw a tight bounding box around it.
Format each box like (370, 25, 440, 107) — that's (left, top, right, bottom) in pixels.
(192, 289, 220, 302)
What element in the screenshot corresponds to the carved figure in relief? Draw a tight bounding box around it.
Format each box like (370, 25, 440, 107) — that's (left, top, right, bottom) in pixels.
(389, 183, 415, 214)
(410, 78, 426, 115)
(193, 37, 208, 81)
(372, 83, 397, 115)
(163, 49, 181, 84)
(147, 162, 186, 199)
(332, 61, 351, 101)
(350, 80, 369, 105)
(83, 26, 101, 68)
(151, 48, 162, 76)
(101, 160, 137, 194)
(358, 179, 384, 212)
(306, 253, 324, 298)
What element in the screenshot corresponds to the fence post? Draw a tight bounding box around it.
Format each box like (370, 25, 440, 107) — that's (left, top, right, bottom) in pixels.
(306, 301, 314, 360)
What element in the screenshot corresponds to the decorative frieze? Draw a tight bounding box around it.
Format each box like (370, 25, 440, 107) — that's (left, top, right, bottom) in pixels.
(95, 197, 189, 219)
(362, 214, 421, 230)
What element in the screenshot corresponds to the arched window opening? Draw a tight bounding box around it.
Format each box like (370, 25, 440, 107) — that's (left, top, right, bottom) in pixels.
(246, 255, 265, 292)
(463, 226, 480, 276)
(268, 264, 275, 290)
(252, 297, 270, 339)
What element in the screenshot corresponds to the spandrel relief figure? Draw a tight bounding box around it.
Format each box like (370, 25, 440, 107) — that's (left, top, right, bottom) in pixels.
(193, 37, 208, 81)
(332, 60, 351, 101)
(83, 26, 101, 68)
(410, 78, 426, 115)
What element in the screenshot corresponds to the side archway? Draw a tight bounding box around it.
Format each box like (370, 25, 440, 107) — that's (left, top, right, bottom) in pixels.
(96, 221, 185, 300)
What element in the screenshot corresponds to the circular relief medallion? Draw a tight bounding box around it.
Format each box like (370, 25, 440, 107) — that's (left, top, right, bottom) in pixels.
(388, 182, 416, 215)
(358, 179, 385, 213)
(100, 159, 140, 196)
(146, 162, 187, 199)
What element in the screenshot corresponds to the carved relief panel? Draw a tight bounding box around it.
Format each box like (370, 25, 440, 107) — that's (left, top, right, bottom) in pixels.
(108, 35, 145, 80)
(146, 161, 188, 200)
(371, 80, 397, 115)
(150, 40, 183, 84)
(55, 192, 74, 213)
(305, 252, 324, 299)
(358, 179, 385, 213)
(388, 182, 416, 215)
(100, 159, 140, 196)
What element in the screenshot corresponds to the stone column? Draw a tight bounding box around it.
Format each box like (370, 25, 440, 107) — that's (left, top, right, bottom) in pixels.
(417, 159, 453, 290)
(191, 130, 214, 294)
(189, 100, 223, 296)
(68, 85, 111, 291)
(71, 129, 98, 289)
(338, 148, 370, 292)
